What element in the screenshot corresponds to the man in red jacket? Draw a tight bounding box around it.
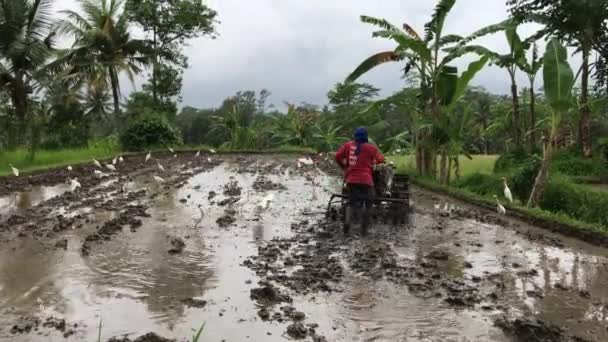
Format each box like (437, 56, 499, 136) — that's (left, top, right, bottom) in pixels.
(335, 127, 385, 235)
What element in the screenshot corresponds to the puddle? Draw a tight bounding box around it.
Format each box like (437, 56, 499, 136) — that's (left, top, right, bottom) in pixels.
(0, 155, 607, 341)
(0, 183, 70, 218)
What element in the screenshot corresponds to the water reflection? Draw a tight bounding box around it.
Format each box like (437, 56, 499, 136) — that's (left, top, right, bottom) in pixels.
(0, 183, 70, 218)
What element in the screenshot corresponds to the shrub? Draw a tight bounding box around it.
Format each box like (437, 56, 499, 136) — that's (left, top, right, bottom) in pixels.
(494, 148, 538, 173)
(120, 115, 180, 151)
(509, 158, 541, 202)
(540, 176, 608, 227)
(551, 151, 607, 177)
(454, 172, 503, 197)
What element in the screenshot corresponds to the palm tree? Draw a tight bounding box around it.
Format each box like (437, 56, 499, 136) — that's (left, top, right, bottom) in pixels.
(346, 0, 497, 179)
(54, 0, 149, 114)
(0, 0, 56, 144)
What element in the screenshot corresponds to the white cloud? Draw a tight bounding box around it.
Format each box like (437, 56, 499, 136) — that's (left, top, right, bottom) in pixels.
(52, 0, 582, 110)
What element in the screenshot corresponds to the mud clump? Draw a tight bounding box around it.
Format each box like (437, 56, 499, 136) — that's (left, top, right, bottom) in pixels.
(223, 179, 242, 197)
(286, 322, 308, 339)
(181, 297, 207, 308)
(168, 237, 185, 254)
(216, 209, 237, 228)
(107, 332, 175, 342)
(250, 282, 292, 306)
(426, 250, 449, 261)
(495, 317, 575, 342)
(10, 316, 76, 337)
(81, 205, 149, 256)
(55, 238, 68, 250)
(252, 175, 287, 192)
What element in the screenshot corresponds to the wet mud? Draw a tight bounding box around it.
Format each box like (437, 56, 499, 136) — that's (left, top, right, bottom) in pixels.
(0, 153, 607, 341)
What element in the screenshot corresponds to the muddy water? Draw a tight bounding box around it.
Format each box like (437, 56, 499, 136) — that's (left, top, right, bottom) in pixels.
(0, 183, 70, 218)
(0, 155, 607, 341)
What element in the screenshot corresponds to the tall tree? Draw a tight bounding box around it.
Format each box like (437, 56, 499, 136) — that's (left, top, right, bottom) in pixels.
(509, 0, 608, 158)
(0, 0, 55, 144)
(346, 0, 495, 179)
(124, 0, 217, 104)
(55, 0, 149, 115)
(528, 39, 575, 207)
(518, 43, 543, 150)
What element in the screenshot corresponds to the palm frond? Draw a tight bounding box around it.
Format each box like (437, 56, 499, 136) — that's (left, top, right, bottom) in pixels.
(346, 51, 404, 83)
(402, 23, 421, 40)
(424, 0, 456, 42)
(360, 15, 401, 32)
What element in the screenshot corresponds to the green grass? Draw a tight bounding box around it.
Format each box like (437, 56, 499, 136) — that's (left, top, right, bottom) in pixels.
(390, 154, 498, 178)
(0, 145, 120, 177)
(411, 174, 608, 241)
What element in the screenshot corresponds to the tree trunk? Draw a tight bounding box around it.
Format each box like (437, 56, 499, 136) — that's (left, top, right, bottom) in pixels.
(152, 27, 158, 105)
(529, 84, 537, 151)
(439, 150, 447, 185)
(454, 157, 461, 181)
(10, 76, 28, 145)
(527, 142, 554, 207)
(109, 68, 120, 114)
(446, 156, 452, 185)
(511, 78, 521, 147)
(579, 49, 592, 158)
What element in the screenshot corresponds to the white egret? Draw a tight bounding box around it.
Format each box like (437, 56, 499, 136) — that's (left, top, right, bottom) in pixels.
(106, 164, 116, 172)
(93, 159, 102, 168)
(153, 175, 166, 183)
(297, 162, 302, 169)
(94, 170, 103, 178)
(501, 177, 513, 203)
(118, 156, 124, 163)
(168, 147, 175, 153)
(493, 195, 506, 215)
(9, 164, 19, 177)
(443, 202, 449, 212)
(70, 178, 81, 191)
(257, 193, 274, 211)
(195, 151, 200, 157)
(67, 165, 73, 172)
(157, 162, 165, 172)
(112, 157, 117, 165)
(173, 154, 177, 158)
(434, 203, 440, 211)
(210, 148, 217, 154)
(145, 152, 151, 162)
(207, 157, 212, 163)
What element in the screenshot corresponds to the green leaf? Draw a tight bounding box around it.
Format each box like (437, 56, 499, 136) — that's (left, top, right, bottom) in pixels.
(447, 55, 489, 110)
(346, 51, 404, 83)
(424, 0, 456, 42)
(437, 65, 458, 106)
(372, 30, 432, 59)
(543, 38, 574, 112)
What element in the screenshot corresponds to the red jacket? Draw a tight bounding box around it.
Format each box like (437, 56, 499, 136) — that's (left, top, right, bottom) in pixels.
(335, 141, 385, 186)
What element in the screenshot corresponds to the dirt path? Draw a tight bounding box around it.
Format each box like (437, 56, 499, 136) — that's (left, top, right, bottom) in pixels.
(0, 153, 607, 341)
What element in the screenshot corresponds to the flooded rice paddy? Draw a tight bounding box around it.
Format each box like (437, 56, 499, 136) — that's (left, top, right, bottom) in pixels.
(0, 153, 607, 341)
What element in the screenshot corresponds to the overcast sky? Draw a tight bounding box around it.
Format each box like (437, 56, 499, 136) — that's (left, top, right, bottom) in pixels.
(54, 0, 581, 110)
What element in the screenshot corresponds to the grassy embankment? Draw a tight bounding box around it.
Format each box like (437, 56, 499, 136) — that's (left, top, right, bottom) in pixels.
(390, 154, 608, 244)
(0, 144, 315, 177)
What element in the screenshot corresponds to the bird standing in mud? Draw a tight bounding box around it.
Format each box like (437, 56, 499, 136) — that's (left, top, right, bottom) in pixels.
(157, 161, 165, 172)
(94, 170, 103, 178)
(195, 151, 200, 158)
(112, 157, 117, 165)
(493, 195, 506, 215)
(67, 165, 73, 172)
(93, 159, 102, 168)
(106, 164, 116, 172)
(119, 156, 124, 163)
(70, 178, 81, 191)
(501, 177, 513, 203)
(153, 175, 166, 184)
(257, 193, 274, 212)
(168, 147, 175, 154)
(145, 152, 151, 162)
(9, 164, 19, 177)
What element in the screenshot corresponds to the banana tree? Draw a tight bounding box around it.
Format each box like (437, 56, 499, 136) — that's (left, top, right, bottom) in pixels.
(346, 0, 497, 178)
(528, 39, 575, 207)
(519, 43, 543, 150)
